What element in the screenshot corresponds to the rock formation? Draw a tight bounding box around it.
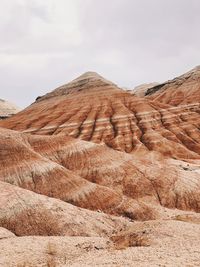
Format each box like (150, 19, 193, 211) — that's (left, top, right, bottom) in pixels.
(0, 69, 200, 266)
(1, 71, 200, 159)
(0, 99, 20, 119)
(0, 125, 200, 220)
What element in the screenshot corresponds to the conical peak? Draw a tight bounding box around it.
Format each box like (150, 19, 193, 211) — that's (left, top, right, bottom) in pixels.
(68, 71, 115, 86)
(37, 71, 119, 102)
(74, 71, 103, 80)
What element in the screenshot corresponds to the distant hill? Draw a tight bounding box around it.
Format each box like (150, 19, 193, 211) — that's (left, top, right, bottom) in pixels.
(0, 99, 20, 119)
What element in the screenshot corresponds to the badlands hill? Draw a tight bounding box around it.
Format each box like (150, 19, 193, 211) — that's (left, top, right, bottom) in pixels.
(0, 98, 20, 119)
(0, 69, 200, 266)
(1, 71, 200, 160)
(146, 66, 200, 105)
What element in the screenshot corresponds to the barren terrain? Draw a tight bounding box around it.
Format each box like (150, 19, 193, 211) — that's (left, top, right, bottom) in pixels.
(0, 68, 200, 266)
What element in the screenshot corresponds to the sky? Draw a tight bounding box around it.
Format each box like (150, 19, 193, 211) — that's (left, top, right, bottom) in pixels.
(0, 0, 200, 107)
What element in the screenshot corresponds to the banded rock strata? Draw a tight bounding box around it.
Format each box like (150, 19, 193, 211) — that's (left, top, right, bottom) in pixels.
(1, 71, 200, 159)
(0, 69, 200, 266)
(0, 127, 200, 220)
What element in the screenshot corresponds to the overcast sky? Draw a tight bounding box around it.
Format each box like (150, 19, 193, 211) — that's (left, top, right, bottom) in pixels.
(0, 0, 200, 107)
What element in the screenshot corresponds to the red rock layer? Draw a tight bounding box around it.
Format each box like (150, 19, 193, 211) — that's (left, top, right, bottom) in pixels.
(0, 128, 155, 220)
(1, 72, 200, 159)
(0, 71, 200, 266)
(0, 127, 200, 220)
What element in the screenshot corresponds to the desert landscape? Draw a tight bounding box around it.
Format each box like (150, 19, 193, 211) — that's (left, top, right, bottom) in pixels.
(0, 67, 200, 266)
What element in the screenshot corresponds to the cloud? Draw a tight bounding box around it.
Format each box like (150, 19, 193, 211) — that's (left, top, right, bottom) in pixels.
(0, 0, 200, 107)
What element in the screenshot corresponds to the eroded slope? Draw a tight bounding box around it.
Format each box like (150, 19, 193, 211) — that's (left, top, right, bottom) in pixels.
(1, 72, 200, 159)
(0, 127, 200, 219)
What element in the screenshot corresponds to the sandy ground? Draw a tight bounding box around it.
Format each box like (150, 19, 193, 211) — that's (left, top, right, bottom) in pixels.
(0, 218, 200, 267)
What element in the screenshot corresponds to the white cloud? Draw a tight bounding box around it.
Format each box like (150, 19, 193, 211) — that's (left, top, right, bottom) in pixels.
(0, 0, 82, 54)
(0, 0, 200, 107)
